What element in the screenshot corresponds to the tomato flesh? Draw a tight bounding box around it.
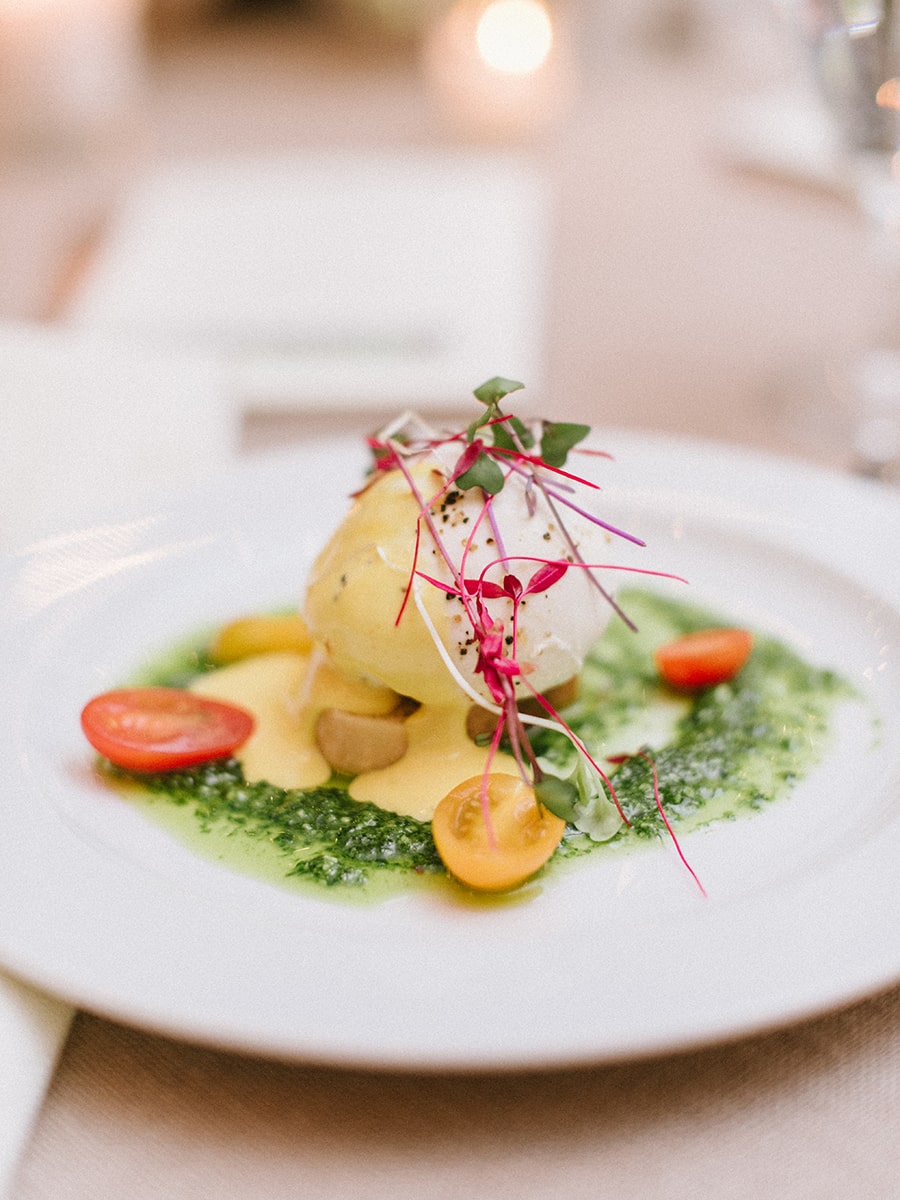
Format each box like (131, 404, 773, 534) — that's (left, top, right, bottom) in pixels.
(81, 687, 255, 773)
(654, 628, 753, 690)
(431, 773, 566, 892)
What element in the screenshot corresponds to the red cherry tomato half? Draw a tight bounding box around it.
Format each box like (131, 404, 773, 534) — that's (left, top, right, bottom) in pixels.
(654, 628, 753, 690)
(81, 687, 255, 773)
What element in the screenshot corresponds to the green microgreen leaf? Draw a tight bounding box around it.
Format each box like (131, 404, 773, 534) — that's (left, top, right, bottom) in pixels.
(510, 415, 535, 448)
(540, 421, 590, 468)
(490, 414, 535, 453)
(455, 451, 506, 495)
(466, 414, 487, 443)
(489, 421, 517, 453)
(473, 376, 525, 406)
(534, 774, 579, 821)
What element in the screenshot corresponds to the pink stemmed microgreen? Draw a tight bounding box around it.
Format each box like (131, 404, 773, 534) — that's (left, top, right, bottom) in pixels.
(465, 559, 568, 658)
(607, 752, 707, 897)
(366, 377, 702, 891)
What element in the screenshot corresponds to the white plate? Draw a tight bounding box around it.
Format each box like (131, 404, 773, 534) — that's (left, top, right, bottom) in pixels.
(1, 432, 898, 1071)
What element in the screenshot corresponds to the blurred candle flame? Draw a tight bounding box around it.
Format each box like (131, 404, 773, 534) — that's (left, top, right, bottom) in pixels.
(475, 0, 553, 76)
(422, 0, 570, 140)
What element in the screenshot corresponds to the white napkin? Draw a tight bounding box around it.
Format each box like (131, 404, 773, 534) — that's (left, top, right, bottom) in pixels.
(0, 974, 73, 1197)
(0, 322, 238, 1189)
(65, 151, 550, 411)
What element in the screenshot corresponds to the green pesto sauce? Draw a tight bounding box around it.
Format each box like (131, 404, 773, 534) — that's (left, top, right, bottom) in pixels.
(531, 590, 852, 858)
(109, 589, 851, 899)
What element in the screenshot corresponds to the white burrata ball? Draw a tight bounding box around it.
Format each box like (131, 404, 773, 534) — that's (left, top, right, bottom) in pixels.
(303, 446, 615, 708)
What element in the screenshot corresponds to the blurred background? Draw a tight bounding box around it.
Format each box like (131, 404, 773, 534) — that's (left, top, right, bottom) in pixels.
(2, 0, 900, 545)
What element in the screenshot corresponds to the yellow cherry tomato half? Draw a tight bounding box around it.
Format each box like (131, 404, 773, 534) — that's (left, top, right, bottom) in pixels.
(209, 613, 313, 663)
(431, 773, 566, 892)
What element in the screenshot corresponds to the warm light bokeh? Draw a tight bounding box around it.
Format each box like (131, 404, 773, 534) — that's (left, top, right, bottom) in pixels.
(876, 76, 900, 110)
(475, 0, 553, 76)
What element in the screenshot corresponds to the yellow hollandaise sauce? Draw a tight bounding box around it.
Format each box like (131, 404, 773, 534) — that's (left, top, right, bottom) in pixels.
(189, 648, 514, 821)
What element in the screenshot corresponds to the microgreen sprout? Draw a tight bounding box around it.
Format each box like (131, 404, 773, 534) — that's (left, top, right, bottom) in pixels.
(367, 377, 701, 889)
(607, 752, 707, 896)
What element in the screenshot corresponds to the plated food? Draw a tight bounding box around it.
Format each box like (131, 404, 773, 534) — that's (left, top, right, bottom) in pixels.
(2, 418, 895, 1067)
(80, 379, 850, 900)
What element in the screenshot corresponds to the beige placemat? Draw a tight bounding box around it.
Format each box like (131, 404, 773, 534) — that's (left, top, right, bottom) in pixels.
(13, 981, 900, 1199)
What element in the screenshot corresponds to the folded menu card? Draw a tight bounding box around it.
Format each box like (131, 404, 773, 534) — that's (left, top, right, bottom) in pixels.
(66, 152, 550, 412)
